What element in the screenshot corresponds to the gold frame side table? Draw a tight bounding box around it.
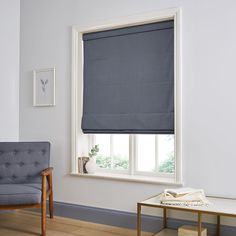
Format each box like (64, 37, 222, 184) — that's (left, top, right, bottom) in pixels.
(137, 194, 236, 236)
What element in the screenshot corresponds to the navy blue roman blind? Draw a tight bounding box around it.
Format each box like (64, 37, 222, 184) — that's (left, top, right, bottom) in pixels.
(82, 20, 174, 134)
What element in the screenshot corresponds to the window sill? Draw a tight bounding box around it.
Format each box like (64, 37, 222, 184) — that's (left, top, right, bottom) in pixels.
(70, 172, 183, 186)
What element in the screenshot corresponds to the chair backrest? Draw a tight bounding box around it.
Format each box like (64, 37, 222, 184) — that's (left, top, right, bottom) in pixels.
(0, 142, 50, 184)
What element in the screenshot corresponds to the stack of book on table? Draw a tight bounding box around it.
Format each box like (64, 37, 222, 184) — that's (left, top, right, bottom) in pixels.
(160, 187, 210, 207)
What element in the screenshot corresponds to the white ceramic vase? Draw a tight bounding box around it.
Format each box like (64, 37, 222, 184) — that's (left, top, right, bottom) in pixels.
(85, 157, 96, 174)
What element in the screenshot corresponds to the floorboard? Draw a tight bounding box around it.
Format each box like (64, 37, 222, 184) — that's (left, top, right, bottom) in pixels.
(0, 210, 152, 236)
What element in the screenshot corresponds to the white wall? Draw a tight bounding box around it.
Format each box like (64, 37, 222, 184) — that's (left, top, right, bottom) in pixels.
(0, 0, 20, 141)
(20, 0, 236, 224)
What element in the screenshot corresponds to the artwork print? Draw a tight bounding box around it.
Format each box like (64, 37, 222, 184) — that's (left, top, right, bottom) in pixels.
(33, 68, 55, 106)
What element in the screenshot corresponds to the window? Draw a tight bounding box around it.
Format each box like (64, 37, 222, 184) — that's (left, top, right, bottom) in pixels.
(95, 134, 129, 171)
(92, 134, 175, 177)
(71, 9, 181, 183)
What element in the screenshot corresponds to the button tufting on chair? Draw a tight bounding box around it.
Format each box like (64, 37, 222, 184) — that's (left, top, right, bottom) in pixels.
(19, 162, 25, 167)
(34, 161, 39, 166)
(41, 149, 46, 155)
(13, 150, 19, 155)
(5, 162, 11, 167)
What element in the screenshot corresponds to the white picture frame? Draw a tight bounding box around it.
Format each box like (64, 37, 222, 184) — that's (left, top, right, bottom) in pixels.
(33, 68, 56, 107)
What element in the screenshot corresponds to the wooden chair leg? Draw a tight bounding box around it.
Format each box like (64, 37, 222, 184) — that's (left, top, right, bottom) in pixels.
(49, 190, 54, 218)
(48, 173, 54, 219)
(41, 176, 47, 236)
(41, 200, 46, 236)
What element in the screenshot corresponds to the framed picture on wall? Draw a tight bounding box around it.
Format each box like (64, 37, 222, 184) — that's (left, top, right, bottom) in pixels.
(33, 68, 56, 106)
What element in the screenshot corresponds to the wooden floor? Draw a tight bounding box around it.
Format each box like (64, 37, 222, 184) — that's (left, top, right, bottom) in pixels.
(0, 210, 152, 236)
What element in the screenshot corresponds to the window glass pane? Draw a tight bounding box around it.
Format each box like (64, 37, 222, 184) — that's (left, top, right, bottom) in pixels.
(95, 134, 111, 169)
(95, 134, 175, 174)
(95, 134, 129, 170)
(137, 135, 156, 172)
(112, 134, 129, 170)
(158, 135, 175, 173)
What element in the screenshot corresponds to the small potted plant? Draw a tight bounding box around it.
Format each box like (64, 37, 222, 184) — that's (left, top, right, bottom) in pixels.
(85, 144, 99, 174)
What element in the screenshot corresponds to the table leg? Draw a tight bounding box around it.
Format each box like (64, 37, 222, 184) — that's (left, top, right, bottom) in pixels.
(137, 203, 141, 236)
(198, 212, 202, 236)
(217, 215, 220, 236)
(163, 208, 167, 228)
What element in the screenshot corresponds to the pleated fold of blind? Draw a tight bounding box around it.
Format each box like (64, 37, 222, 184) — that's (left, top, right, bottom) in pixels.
(82, 20, 174, 134)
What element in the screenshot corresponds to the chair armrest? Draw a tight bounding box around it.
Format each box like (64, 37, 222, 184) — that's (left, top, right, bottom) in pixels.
(41, 167, 53, 176)
(41, 167, 53, 195)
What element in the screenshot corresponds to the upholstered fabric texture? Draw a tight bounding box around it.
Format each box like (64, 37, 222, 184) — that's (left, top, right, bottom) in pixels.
(0, 142, 50, 184)
(0, 184, 42, 205)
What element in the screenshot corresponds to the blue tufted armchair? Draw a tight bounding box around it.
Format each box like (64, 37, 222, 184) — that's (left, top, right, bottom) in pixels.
(0, 142, 53, 236)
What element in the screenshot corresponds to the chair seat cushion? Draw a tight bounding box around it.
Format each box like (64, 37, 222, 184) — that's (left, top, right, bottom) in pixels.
(0, 184, 42, 205)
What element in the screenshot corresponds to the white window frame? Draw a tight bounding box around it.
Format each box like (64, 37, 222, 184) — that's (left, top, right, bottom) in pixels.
(71, 8, 182, 184)
(91, 134, 175, 178)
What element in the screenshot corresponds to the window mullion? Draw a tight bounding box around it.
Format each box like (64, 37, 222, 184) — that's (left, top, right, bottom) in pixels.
(155, 135, 159, 173)
(129, 134, 131, 175)
(110, 134, 114, 169)
(129, 134, 134, 175)
(88, 134, 95, 151)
